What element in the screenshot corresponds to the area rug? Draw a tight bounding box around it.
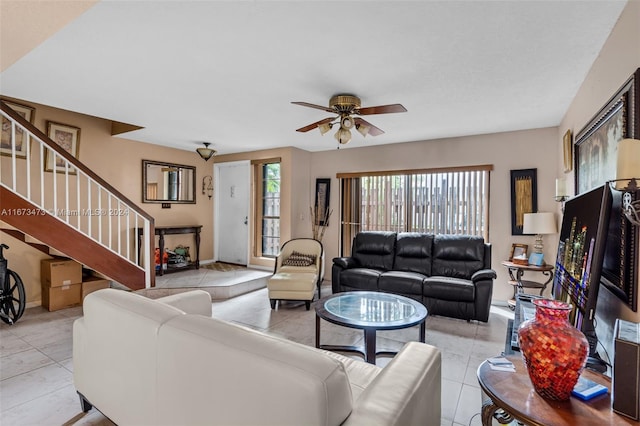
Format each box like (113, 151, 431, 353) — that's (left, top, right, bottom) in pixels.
(202, 262, 247, 272)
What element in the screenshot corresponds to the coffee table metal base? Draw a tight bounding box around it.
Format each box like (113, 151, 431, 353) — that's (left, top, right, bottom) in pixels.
(315, 314, 426, 364)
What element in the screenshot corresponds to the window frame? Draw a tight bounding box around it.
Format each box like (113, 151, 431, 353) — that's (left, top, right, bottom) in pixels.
(337, 164, 492, 255)
(252, 158, 281, 258)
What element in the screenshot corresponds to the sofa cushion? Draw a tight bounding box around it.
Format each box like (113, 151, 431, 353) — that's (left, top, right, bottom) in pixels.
(321, 350, 381, 402)
(379, 271, 425, 298)
(75, 289, 187, 426)
(423, 276, 475, 302)
(157, 315, 353, 426)
(393, 232, 433, 275)
(340, 268, 383, 291)
(431, 235, 485, 279)
(351, 231, 396, 271)
(282, 250, 317, 267)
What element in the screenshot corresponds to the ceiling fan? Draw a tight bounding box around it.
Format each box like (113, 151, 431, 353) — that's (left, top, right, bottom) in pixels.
(292, 94, 407, 144)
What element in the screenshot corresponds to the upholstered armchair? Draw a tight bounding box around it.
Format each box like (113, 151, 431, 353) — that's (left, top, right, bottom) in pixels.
(268, 238, 323, 310)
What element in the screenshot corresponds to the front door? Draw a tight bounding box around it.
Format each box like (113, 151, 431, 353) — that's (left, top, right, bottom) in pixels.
(214, 161, 250, 265)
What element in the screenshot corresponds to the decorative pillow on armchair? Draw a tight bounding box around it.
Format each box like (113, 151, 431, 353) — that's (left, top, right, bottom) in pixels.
(282, 251, 317, 267)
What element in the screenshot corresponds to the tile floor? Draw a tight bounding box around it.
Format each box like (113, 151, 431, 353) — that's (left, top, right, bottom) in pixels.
(0, 269, 513, 426)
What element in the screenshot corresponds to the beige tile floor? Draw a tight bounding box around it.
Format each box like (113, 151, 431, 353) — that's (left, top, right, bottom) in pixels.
(0, 269, 513, 426)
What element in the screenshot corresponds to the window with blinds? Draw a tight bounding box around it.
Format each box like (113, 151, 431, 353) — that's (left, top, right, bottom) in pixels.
(338, 165, 492, 255)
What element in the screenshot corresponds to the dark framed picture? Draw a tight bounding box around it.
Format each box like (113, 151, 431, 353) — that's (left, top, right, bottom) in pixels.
(45, 121, 80, 173)
(575, 68, 639, 194)
(1, 100, 35, 158)
(510, 169, 538, 235)
(314, 178, 330, 226)
(574, 68, 639, 312)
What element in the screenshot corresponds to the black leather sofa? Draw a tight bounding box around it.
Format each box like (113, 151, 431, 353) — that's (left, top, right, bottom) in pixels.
(332, 231, 497, 322)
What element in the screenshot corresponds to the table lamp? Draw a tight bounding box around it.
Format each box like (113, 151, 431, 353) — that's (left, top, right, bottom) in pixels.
(523, 212, 557, 266)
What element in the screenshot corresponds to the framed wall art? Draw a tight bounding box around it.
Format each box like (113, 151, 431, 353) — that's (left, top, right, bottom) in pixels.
(575, 68, 639, 194)
(563, 129, 573, 173)
(574, 68, 639, 312)
(314, 178, 331, 226)
(510, 168, 538, 235)
(1, 100, 35, 158)
(45, 121, 80, 173)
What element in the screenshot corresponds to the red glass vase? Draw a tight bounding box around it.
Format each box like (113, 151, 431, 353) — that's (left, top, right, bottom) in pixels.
(518, 299, 589, 400)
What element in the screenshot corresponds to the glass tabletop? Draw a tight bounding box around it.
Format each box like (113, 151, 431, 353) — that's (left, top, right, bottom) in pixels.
(320, 291, 427, 328)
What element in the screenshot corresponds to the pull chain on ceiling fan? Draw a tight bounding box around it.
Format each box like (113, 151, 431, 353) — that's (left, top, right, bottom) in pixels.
(292, 94, 407, 144)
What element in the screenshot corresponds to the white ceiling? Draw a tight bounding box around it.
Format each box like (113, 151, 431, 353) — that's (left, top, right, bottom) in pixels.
(0, 1, 628, 155)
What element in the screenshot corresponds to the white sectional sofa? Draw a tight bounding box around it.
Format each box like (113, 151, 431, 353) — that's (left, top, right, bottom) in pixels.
(73, 288, 442, 425)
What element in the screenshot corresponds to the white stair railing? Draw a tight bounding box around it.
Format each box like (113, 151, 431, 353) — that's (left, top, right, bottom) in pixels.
(0, 104, 153, 288)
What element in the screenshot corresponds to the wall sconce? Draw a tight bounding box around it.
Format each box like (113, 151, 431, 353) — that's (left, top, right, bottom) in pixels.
(555, 177, 569, 202)
(202, 175, 213, 200)
(196, 142, 216, 161)
(608, 138, 640, 226)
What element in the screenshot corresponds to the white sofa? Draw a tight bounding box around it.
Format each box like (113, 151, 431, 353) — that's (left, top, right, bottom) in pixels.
(73, 288, 442, 425)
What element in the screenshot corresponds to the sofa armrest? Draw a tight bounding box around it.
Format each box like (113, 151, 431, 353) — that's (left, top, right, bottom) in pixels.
(471, 268, 497, 283)
(155, 290, 212, 317)
(333, 257, 357, 269)
(343, 342, 441, 426)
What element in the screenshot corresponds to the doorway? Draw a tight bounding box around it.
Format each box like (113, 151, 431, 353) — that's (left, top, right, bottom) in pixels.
(214, 161, 250, 265)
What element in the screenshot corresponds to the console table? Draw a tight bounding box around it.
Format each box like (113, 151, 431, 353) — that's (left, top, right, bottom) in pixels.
(501, 260, 553, 309)
(138, 225, 202, 276)
(477, 355, 634, 426)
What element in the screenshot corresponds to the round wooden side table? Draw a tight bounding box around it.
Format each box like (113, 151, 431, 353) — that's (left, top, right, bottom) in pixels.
(477, 355, 634, 426)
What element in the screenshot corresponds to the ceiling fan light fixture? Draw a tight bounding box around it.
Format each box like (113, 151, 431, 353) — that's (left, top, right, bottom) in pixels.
(356, 122, 370, 137)
(318, 122, 333, 135)
(196, 142, 216, 161)
(341, 115, 354, 129)
(334, 127, 352, 144)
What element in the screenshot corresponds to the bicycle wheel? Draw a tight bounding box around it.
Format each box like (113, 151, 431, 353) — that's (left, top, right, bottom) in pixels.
(1, 270, 26, 324)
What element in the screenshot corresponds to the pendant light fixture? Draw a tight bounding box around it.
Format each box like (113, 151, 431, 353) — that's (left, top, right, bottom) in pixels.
(196, 142, 216, 161)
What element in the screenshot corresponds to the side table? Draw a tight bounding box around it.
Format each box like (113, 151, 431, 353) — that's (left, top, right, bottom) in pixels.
(138, 225, 202, 275)
(501, 260, 553, 309)
(477, 356, 634, 426)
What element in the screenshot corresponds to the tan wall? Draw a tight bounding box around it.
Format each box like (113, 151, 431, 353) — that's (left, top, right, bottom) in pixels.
(558, 0, 640, 360)
(1, 98, 214, 305)
(309, 127, 559, 303)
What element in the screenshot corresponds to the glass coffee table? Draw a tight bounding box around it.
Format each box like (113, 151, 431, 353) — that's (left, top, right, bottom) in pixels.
(315, 291, 428, 364)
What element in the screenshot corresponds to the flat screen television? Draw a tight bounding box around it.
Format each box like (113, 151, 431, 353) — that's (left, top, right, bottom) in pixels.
(552, 184, 612, 356)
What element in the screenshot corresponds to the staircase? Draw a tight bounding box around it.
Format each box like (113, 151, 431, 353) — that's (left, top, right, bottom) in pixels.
(0, 101, 154, 290)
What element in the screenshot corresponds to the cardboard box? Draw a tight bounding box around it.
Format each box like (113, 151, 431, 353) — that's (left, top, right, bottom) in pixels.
(42, 283, 82, 311)
(82, 278, 111, 300)
(41, 258, 82, 287)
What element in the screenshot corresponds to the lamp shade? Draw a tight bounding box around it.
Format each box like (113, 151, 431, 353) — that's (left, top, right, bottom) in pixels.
(523, 212, 557, 235)
(334, 127, 352, 144)
(616, 138, 640, 190)
(196, 142, 216, 161)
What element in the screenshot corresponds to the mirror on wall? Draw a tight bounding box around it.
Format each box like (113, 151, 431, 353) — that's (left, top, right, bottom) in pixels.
(142, 160, 196, 203)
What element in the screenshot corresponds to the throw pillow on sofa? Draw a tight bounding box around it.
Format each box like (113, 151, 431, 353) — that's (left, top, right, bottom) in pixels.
(282, 251, 317, 267)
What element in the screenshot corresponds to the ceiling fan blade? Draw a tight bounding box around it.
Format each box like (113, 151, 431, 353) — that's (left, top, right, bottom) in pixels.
(354, 117, 385, 137)
(295, 117, 335, 133)
(356, 103, 407, 115)
(291, 101, 335, 113)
